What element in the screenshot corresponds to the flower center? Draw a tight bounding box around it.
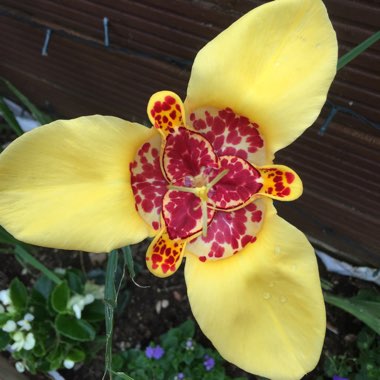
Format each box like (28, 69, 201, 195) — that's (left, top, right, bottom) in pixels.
(167, 169, 229, 236)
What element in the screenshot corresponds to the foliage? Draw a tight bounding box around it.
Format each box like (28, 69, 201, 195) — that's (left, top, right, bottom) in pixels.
(0, 268, 105, 374)
(322, 327, 380, 380)
(112, 320, 246, 380)
(324, 289, 380, 335)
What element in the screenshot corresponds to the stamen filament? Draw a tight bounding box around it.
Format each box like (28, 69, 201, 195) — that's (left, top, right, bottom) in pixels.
(167, 169, 229, 238)
(167, 184, 198, 194)
(207, 169, 229, 189)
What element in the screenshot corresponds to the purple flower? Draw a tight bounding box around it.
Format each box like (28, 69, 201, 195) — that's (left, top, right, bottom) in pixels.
(145, 345, 165, 360)
(203, 355, 215, 371)
(185, 338, 194, 350)
(175, 373, 185, 380)
(333, 376, 349, 380)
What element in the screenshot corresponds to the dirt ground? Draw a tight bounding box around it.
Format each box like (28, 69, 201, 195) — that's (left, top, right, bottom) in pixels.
(1, 240, 376, 380)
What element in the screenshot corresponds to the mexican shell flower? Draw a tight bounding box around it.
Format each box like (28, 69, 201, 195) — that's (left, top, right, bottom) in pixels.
(0, 0, 337, 379)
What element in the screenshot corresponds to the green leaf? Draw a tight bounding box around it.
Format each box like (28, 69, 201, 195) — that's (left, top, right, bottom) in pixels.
(123, 246, 136, 280)
(0, 226, 23, 245)
(103, 250, 119, 378)
(47, 344, 66, 370)
(0, 97, 23, 136)
(67, 348, 86, 362)
(180, 319, 195, 339)
(324, 289, 380, 334)
(338, 31, 380, 70)
(82, 299, 105, 322)
(34, 275, 54, 300)
(55, 315, 96, 341)
(51, 281, 70, 313)
(15, 245, 61, 285)
(0, 314, 11, 325)
(9, 277, 28, 310)
(0, 330, 11, 350)
(0, 78, 53, 125)
(67, 271, 84, 294)
(112, 371, 134, 380)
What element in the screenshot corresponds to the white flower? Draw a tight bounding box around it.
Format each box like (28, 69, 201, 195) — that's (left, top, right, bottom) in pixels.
(11, 331, 24, 351)
(15, 362, 25, 373)
(84, 282, 104, 300)
(10, 331, 35, 351)
(63, 359, 75, 369)
(2, 320, 17, 332)
(23, 332, 36, 350)
(17, 313, 34, 331)
(24, 313, 34, 322)
(54, 268, 66, 275)
(0, 289, 11, 306)
(68, 282, 103, 320)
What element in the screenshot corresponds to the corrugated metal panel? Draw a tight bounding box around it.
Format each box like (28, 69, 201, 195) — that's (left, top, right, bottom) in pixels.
(0, 0, 379, 265)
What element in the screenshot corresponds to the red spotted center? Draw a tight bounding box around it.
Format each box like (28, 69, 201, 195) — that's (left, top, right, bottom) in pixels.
(131, 95, 301, 270)
(155, 127, 263, 240)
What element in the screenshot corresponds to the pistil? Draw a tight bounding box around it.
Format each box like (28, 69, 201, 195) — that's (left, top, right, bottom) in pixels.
(167, 169, 229, 237)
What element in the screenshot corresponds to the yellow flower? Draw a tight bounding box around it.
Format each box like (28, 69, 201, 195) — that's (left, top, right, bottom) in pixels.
(0, 0, 337, 379)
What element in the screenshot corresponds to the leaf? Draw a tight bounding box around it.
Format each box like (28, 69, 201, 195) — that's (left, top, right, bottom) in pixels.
(0, 226, 23, 245)
(324, 289, 380, 334)
(180, 319, 195, 339)
(103, 250, 119, 379)
(82, 299, 105, 322)
(55, 314, 96, 342)
(15, 245, 61, 285)
(51, 281, 70, 313)
(67, 270, 84, 294)
(0, 330, 11, 350)
(34, 275, 54, 300)
(0, 314, 11, 325)
(9, 277, 28, 310)
(112, 371, 134, 380)
(0, 77, 53, 125)
(67, 348, 86, 362)
(338, 31, 380, 70)
(0, 97, 24, 136)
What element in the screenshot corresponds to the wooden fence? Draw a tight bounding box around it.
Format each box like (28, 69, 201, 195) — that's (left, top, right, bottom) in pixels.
(0, 0, 379, 265)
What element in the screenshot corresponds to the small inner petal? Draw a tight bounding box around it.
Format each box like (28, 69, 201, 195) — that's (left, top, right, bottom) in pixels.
(257, 165, 303, 201)
(186, 199, 265, 261)
(188, 107, 267, 165)
(146, 229, 186, 278)
(147, 91, 185, 135)
(130, 134, 167, 231)
(208, 155, 262, 210)
(163, 127, 219, 185)
(162, 190, 215, 240)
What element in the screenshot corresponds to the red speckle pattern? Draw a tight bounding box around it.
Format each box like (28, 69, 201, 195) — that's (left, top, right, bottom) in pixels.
(163, 127, 219, 184)
(146, 230, 185, 277)
(130, 134, 167, 230)
(188, 107, 266, 165)
(149, 94, 184, 134)
(131, 93, 275, 268)
(259, 167, 296, 198)
(162, 190, 214, 239)
(208, 155, 262, 210)
(187, 199, 265, 260)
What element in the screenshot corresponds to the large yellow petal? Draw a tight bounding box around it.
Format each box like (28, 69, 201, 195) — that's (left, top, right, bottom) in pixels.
(186, 0, 337, 159)
(185, 200, 325, 380)
(0, 116, 156, 252)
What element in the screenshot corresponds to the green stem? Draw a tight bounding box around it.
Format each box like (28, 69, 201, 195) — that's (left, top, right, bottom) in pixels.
(338, 31, 380, 70)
